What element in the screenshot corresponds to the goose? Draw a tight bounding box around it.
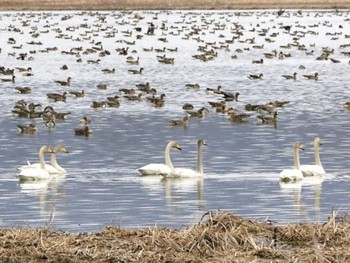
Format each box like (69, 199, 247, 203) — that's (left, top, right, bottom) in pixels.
(17, 124, 37, 133)
(69, 90, 85, 97)
(168, 139, 207, 178)
(248, 73, 263, 80)
(138, 140, 182, 176)
(15, 86, 32, 94)
(279, 142, 304, 182)
(18, 145, 69, 175)
(17, 146, 55, 181)
(75, 126, 93, 136)
(303, 72, 318, 80)
(282, 72, 297, 80)
(257, 111, 278, 125)
(54, 77, 71, 86)
(128, 67, 143, 74)
(47, 92, 67, 102)
(300, 137, 325, 176)
(1, 75, 15, 83)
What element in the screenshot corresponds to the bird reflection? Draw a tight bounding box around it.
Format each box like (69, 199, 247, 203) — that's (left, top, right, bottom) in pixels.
(162, 177, 206, 210)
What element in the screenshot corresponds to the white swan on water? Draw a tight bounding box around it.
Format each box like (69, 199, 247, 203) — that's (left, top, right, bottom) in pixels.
(17, 146, 55, 181)
(300, 137, 325, 177)
(167, 139, 207, 178)
(138, 140, 182, 176)
(17, 145, 69, 174)
(279, 142, 304, 182)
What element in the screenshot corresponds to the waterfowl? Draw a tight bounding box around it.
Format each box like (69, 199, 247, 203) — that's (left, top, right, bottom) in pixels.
(343, 102, 350, 109)
(136, 82, 150, 91)
(282, 72, 297, 80)
(206, 85, 222, 94)
(228, 112, 251, 123)
(97, 84, 108, 90)
(1, 75, 15, 83)
(126, 57, 139, 65)
(42, 111, 56, 128)
(69, 90, 85, 97)
(17, 145, 55, 181)
(257, 111, 278, 125)
(128, 67, 143, 74)
(124, 93, 142, 101)
(252, 58, 264, 64)
(168, 139, 207, 178)
(186, 107, 209, 118)
(185, 83, 200, 90)
(80, 116, 91, 124)
(17, 124, 37, 133)
(300, 137, 325, 176)
(74, 126, 92, 136)
(303, 72, 318, 80)
(60, 64, 68, 70)
(47, 92, 67, 102)
(279, 142, 304, 182)
(138, 140, 182, 176)
(15, 86, 31, 94)
(90, 101, 107, 108)
(169, 116, 189, 127)
(248, 73, 263, 80)
(182, 103, 194, 110)
(221, 91, 240, 101)
(18, 145, 69, 175)
(101, 68, 115, 74)
(54, 77, 71, 86)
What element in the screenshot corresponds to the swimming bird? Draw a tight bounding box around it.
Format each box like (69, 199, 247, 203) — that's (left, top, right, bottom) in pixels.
(128, 67, 143, 74)
(17, 145, 55, 181)
(138, 140, 182, 176)
(1, 75, 15, 83)
(47, 92, 67, 102)
(303, 72, 318, 80)
(169, 116, 189, 127)
(282, 72, 297, 80)
(54, 77, 71, 86)
(168, 139, 207, 178)
(279, 142, 304, 182)
(16, 124, 37, 133)
(15, 86, 32, 94)
(80, 116, 91, 124)
(300, 137, 325, 176)
(75, 126, 92, 136)
(18, 145, 69, 175)
(257, 111, 278, 125)
(248, 73, 263, 80)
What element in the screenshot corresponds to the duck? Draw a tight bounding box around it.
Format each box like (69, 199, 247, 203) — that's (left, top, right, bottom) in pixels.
(17, 145, 55, 181)
(182, 103, 194, 110)
(282, 72, 297, 80)
(101, 68, 115, 74)
(16, 124, 37, 133)
(303, 72, 318, 80)
(74, 126, 93, 136)
(69, 90, 85, 97)
(80, 116, 91, 124)
(300, 137, 325, 176)
(279, 142, 304, 183)
(18, 145, 69, 175)
(169, 116, 189, 127)
(168, 139, 207, 178)
(15, 86, 32, 94)
(54, 77, 71, 86)
(343, 102, 350, 109)
(186, 107, 209, 118)
(138, 140, 182, 176)
(47, 92, 67, 102)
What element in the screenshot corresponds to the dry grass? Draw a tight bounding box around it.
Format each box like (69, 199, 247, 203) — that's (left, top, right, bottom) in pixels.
(0, 0, 350, 10)
(1, 211, 350, 262)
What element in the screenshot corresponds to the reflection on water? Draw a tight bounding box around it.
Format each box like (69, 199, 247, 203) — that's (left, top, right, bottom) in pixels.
(0, 9, 350, 231)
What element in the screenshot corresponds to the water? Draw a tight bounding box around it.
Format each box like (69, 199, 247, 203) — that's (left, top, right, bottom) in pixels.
(0, 9, 350, 232)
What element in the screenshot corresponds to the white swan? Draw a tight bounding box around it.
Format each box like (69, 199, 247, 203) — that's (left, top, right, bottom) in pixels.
(279, 142, 304, 182)
(18, 145, 55, 181)
(138, 140, 182, 176)
(168, 139, 207, 178)
(300, 137, 325, 177)
(17, 145, 69, 174)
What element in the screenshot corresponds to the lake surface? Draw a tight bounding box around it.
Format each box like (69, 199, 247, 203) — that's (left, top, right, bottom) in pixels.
(0, 9, 350, 232)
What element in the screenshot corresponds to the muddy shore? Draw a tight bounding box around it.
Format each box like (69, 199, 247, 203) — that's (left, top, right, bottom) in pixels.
(0, 0, 350, 10)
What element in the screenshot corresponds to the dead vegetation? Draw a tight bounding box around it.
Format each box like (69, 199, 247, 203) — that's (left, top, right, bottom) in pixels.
(1, 211, 350, 262)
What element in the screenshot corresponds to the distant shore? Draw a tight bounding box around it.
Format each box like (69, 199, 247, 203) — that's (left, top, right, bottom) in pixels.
(0, 0, 350, 11)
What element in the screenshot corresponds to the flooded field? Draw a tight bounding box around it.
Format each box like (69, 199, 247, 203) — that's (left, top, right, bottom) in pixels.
(0, 9, 350, 232)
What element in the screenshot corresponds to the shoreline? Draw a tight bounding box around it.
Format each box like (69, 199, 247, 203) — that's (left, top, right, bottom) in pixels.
(0, 0, 350, 11)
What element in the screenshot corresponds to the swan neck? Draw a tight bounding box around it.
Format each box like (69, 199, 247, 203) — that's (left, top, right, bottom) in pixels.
(39, 148, 46, 169)
(293, 147, 301, 169)
(197, 142, 203, 174)
(165, 143, 174, 169)
(314, 145, 322, 165)
(51, 153, 61, 169)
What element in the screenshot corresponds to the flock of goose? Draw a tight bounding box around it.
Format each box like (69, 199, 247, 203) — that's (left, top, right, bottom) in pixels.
(0, 8, 349, 184)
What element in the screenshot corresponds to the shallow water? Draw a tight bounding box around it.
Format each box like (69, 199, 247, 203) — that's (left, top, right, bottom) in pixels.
(0, 9, 350, 232)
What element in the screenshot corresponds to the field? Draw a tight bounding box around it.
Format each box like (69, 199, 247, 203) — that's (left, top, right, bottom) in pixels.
(1, 211, 350, 262)
(0, 0, 350, 10)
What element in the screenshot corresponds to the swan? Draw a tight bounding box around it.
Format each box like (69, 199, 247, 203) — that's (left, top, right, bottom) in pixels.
(17, 145, 69, 174)
(138, 140, 182, 176)
(279, 142, 304, 183)
(300, 137, 325, 176)
(168, 139, 207, 178)
(18, 146, 55, 181)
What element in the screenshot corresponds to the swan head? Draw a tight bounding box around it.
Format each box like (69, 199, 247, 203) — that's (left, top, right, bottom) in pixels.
(170, 141, 182, 151)
(54, 145, 69, 154)
(294, 142, 304, 151)
(314, 137, 322, 147)
(41, 145, 55, 154)
(198, 139, 207, 146)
